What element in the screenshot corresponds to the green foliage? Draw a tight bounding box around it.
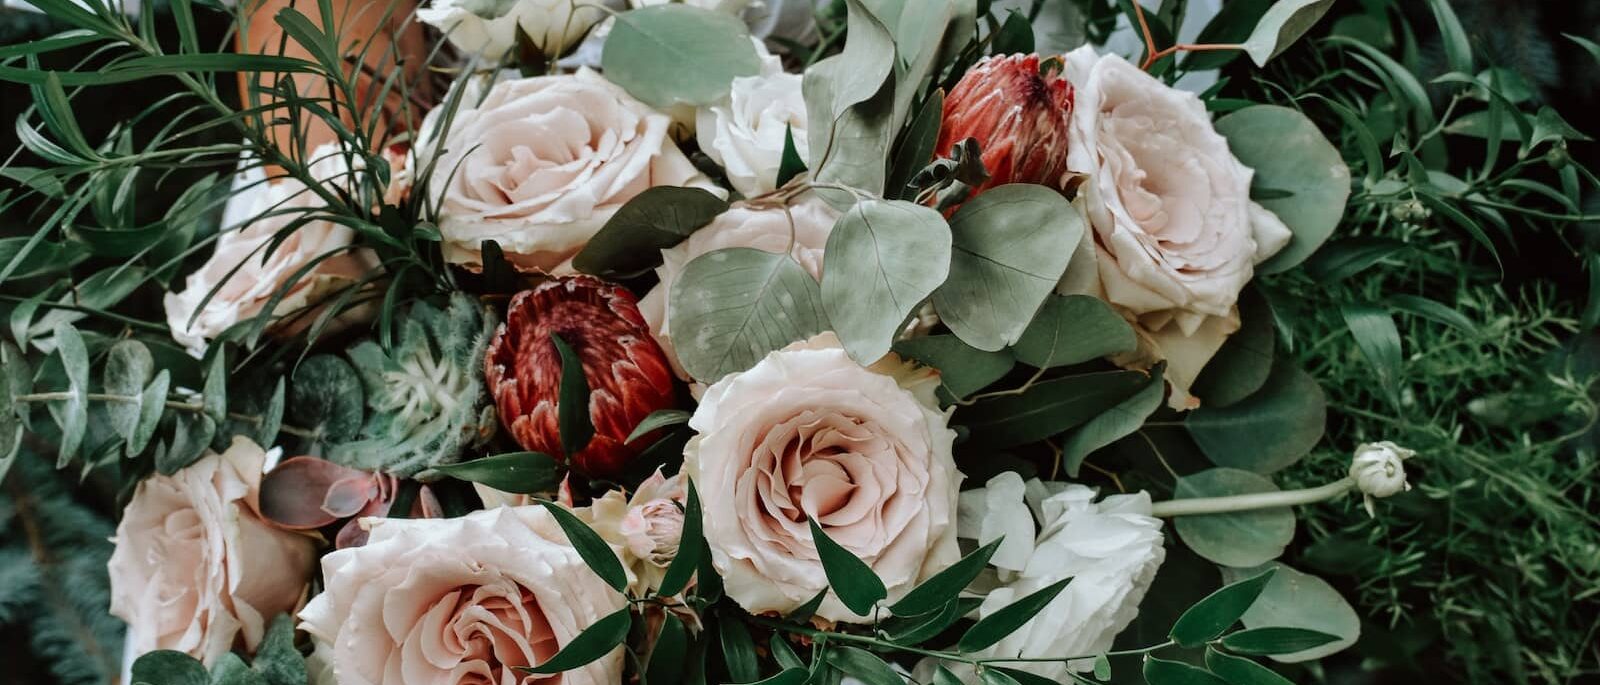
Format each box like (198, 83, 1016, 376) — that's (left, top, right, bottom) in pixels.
(1173, 468, 1296, 567)
(820, 199, 951, 364)
(667, 247, 828, 383)
(600, 5, 762, 109)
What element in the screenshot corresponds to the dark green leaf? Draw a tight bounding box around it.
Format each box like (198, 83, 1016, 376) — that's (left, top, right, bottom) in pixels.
(1142, 656, 1228, 685)
(648, 613, 688, 685)
(1181, 0, 1271, 70)
(541, 501, 628, 592)
(1565, 32, 1600, 65)
(1059, 363, 1164, 476)
(161, 412, 216, 474)
(892, 334, 1014, 400)
(289, 355, 364, 443)
(786, 589, 828, 623)
(1425, 0, 1472, 74)
(882, 596, 981, 645)
(1170, 568, 1277, 646)
(1218, 563, 1359, 663)
(520, 607, 631, 674)
(1387, 294, 1474, 333)
(810, 518, 887, 616)
(1340, 304, 1402, 404)
(573, 187, 729, 278)
(1189, 288, 1275, 408)
(551, 332, 595, 456)
(719, 617, 761, 683)
(979, 668, 1020, 685)
(958, 370, 1149, 448)
(770, 633, 803, 671)
(1301, 238, 1405, 283)
(434, 452, 564, 494)
(750, 668, 809, 685)
(955, 577, 1070, 652)
(1186, 359, 1325, 473)
(253, 614, 308, 685)
(1204, 649, 1293, 685)
(887, 90, 944, 200)
(825, 647, 901, 685)
(1219, 627, 1342, 655)
(627, 408, 692, 444)
(777, 124, 808, 189)
(657, 480, 703, 597)
(1011, 294, 1136, 369)
(890, 537, 1002, 616)
(990, 9, 1034, 54)
(932, 666, 963, 685)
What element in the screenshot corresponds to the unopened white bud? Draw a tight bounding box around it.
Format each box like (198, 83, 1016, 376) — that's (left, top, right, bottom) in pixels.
(1349, 441, 1414, 516)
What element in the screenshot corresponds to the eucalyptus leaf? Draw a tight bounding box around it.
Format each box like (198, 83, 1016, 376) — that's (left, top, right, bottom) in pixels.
(810, 518, 887, 615)
(433, 452, 563, 494)
(1169, 567, 1277, 646)
(1059, 363, 1164, 477)
(1189, 288, 1276, 408)
(289, 355, 364, 444)
(1012, 294, 1136, 369)
(1241, 0, 1335, 66)
(572, 187, 729, 278)
(1215, 106, 1349, 274)
(103, 340, 154, 446)
(958, 370, 1149, 448)
(1173, 468, 1295, 567)
(520, 607, 630, 674)
(51, 322, 88, 466)
(1219, 563, 1360, 662)
(932, 185, 1083, 351)
(202, 348, 227, 424)
(255, 377, 285, 448)
(601, 5, 762, 108)
(541, 500, 628, 592)
(892, 334, 1014, 400)
(161, 412, 217, 475)
(0, 341, 29, 477)
(955, 577, 1070, 652)
(668, 248, 828, 383)
(1186, 359, 1325, 474)
(131, 371, 171, 457)
(821, 199, 952, 364)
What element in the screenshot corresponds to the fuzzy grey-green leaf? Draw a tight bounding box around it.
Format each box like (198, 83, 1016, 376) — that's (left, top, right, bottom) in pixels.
(821, 199, 951, 364)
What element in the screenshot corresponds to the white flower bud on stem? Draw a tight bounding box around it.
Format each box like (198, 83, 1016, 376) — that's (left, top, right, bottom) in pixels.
(1148, 442, 1415, 519)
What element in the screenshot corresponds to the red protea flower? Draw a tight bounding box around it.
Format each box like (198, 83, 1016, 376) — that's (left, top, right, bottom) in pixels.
(938, 53, 1074, 194)
(485, 276, 676, 477)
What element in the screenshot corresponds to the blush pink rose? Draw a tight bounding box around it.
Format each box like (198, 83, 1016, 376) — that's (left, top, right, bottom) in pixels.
(297, 506, 626, 685)
(108, 437, 316, 666)
(682, 334, 961, 623)
(417, 69, 718, 274)
(1059, 47, 1292, 410)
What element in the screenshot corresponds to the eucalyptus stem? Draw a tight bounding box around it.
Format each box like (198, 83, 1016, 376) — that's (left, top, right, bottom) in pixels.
(1149, 478, 1355, 517)
(13, 392, 318, 438)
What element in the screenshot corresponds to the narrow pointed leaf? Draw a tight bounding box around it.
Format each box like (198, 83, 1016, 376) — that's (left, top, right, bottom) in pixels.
(956, 577, 1070, 652)
(519, 607, 631, 674)
(809, 518, 886, 616)
(1170, 567, 1277, 646)
(889, 537, 1002, 616)
(551, 332, 594, 455)
(657, 480, 703, 597)
(540, 501, 628, 592)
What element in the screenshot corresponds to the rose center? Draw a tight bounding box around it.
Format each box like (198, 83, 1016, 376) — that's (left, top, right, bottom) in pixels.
(413, 582, 560, 684)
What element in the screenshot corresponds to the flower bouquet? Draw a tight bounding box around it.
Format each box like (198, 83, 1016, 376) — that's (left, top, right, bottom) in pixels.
(2, 0, 1597, 684)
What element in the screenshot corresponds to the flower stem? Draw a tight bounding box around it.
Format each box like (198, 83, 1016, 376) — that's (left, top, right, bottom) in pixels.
(747, 616, 1174, 666)
(1149, 478, 1355, 517)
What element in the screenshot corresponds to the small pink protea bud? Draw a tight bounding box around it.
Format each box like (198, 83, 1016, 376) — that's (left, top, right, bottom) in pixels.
(485, 276, 676, 478)
(938, 53, 1074, 193)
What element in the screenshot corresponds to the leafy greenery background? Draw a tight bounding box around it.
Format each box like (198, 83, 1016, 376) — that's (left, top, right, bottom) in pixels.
(2, 0, 1599, 683)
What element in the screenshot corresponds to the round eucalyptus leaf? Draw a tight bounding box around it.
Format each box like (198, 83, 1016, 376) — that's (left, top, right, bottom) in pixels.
(131, 370, 170, 457)
(289, 355, 365, 444)
(932, 185, 1085, 351)
(1215, 106, 1350, 274)
(103, 340, 154, 445)
(668, 248, 828, 383)
(892, 334, 1014, 400)
(600, 5, 762, 109)
(51, 323, 89, 466)
(0, 341, 29, 473)
(1190, 287, 1275, 408)
(1220, 562, 1361, 663)
(1012, 294, 1136, 369)
(821, 199, 952, 364)
(1186, 358, 1326, 473)
(1173, 468, 1296, 567)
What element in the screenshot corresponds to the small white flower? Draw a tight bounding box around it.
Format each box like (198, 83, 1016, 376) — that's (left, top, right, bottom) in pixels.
(1349, 441, 1415, 516)
(695, 47, 805, 197)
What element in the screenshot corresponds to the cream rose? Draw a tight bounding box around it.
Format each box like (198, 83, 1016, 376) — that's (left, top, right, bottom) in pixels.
(298, 506, 626, 685)
(638, 197, 838, 378)
(939, 473, 1165, 682)
(1059, 46, 1291, 410)
(418, 0, 604, 60)
(164, 145, 380, 357)
(682, 334, 961, 622)
(108, 437, 316, 666)
(417, 68, 716, 274)
(695, 59, 807, 198)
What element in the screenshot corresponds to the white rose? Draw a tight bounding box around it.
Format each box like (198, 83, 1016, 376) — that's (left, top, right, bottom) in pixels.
(947, 473, 1166, 682)
(695, 53, 806, 197)
(108, 437, 316, 666)
(1059, 46, 1291, 410)
(683, 334, 961, 623)
(164, 145, 380, 357)
(638, 196, 838, 379)
(417, 0, 604, 60)
(298, 506, 627, 685)
(417, 69, 718, 274)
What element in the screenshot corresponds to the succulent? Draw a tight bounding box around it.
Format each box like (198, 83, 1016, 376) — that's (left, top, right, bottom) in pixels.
(329, 293, 498, 477)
